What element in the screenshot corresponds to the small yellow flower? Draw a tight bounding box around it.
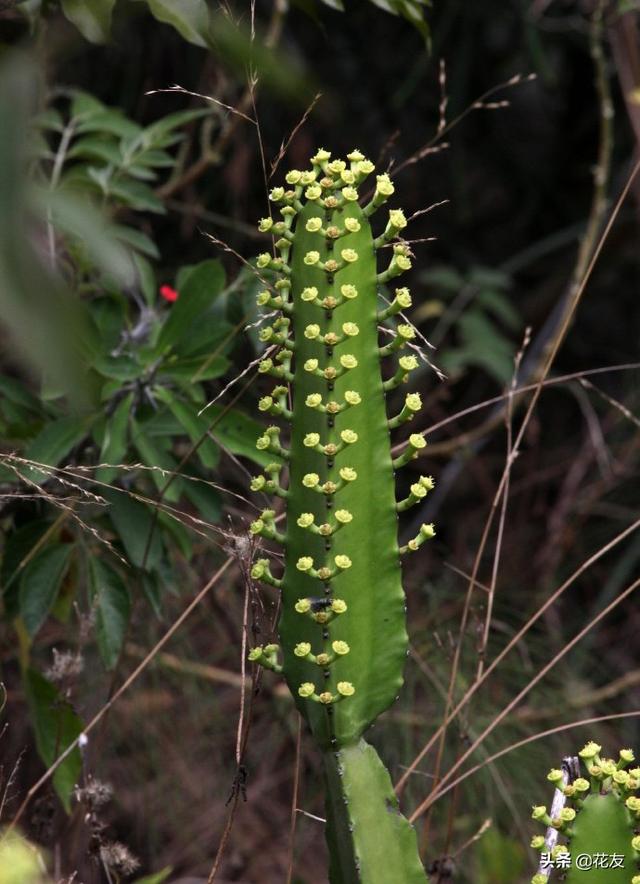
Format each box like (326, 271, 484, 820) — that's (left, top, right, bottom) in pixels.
(337, 681, 355, 696)
(305, 185, 322, 201)
(295, 598, 311, 613)
(342, 186, 359, 202)
(335, 510, 353, 524)
(399, 355, 419, 371)
(304, 324, 321, 340)
(340, 467, 357, 482)
(340, 429, 358, 445)
(376, 174, 394, 197)
(269, 187, 285, 201)
(297, 513, 315, 528)
(305, 393, 322, 408)
(301, 286, 318, 302)
(304, 251, 320, 266)
(395, 287, 412, 308)
(344, 217, 361, 233)
(389, 208, 407, 229)
(340, 354, 358, 369)
(331, 598, 348, 613)
(341, 249, 358, 263)
(298, 682, 316, 698)
(302, 473, 320, 488)
(335, 555, 352, 570)
(294, 642, 312, 657)
(303, 432, 320, 447)
(296, 557, 314, 572)
(285, 169, 302, 184)
(406, 392, 422, 412)
(344, 391, 361, 405)
(342, 322, 359, 337)
(332, 640, 350, 655)
(305, 217, 323, 233)
(341, 284, 358, 300)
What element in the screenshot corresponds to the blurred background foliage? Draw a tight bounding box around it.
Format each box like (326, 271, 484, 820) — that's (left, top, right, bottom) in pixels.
(1, 0, 640, 882)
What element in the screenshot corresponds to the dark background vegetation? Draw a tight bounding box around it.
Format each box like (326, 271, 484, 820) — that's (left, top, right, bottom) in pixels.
(1, 1, 640, 882)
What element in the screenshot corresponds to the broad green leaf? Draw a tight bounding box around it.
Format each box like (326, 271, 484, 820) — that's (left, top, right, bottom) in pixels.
(70, 90, 106, 119)
(108, 178, 166, 214)
(157, 511, 192, 560)
(156, 259, 225, 352)
(132, 868, 172, 884)
(203, 406, 282, 468)
(61, 0, 116, 43)
(88, 558, 131, 669)
(105, 489, 163, 570)
(67, 136, 121, 164)
(145, 0, 209, 46)
(96, 392, 133, 483)
(476, 289, 521, 331)
(75, 110, 142, 139)
(131, 420, 183, 502)
(24, 416, 90, 483)
(182, 475, 221, 523)
(113, 225, 159, 260)
(142, 108, 210, 143)
(19, 544, 73, 636)
(0, 376, 42, 413)
(162, 354, 229, 384)
(1, 521, 52, 619)
(155, 388, 220, 469)
(421, 265, 464, 292)
(133, 253, 158, 304)
(33, 108, 65, 133)
(24, 669, 83, 812)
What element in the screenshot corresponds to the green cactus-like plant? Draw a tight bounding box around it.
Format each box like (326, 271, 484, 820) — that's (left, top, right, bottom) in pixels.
(530, 742, 640, 883)
(247, 150, 434, 883)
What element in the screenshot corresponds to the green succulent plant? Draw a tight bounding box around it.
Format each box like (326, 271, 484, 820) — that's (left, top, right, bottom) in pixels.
(531, 742, 640, 883)
(247, 149, 434, 883)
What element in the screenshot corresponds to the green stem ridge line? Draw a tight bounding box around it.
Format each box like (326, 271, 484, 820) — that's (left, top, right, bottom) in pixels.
(247, 150, 433, 883)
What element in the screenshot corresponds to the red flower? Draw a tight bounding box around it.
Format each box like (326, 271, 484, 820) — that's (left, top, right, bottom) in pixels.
(159, 284, 179, 303)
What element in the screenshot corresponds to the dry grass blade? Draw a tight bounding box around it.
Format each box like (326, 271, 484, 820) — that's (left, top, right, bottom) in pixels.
(409, 573, 640, 821)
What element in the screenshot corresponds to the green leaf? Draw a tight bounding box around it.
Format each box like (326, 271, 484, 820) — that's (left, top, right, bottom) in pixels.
(132, 868, 172, 884)
(75, 110, 142, 139)
(24, 416, 90, 483)
(67, 136, 121, 164)
(24, 669, 83, 812)
(133, 253, 158, 304)
(96, 392, 133, 483)
(156, 259, 225, 352)
(203, 406, 281, 468)
(131, 420, 183, 502)
(155, 388, 220, 470)
(142, 108, 210, 143)
(0, 376, 42, 414)
(88, 558, 131, 669)
(145, 0, 210, 46)
(108, 178, 166, 214)
(19, 544, 73, 636)
(60, 0, 116, 43)
(1, 521, 53, 620)
(476, 289, 521, 331)
(182, 475, 221, 523)
(161, 354, 229, 384)
(105, 490, 163, 570)
(113, 225, 160, 260)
